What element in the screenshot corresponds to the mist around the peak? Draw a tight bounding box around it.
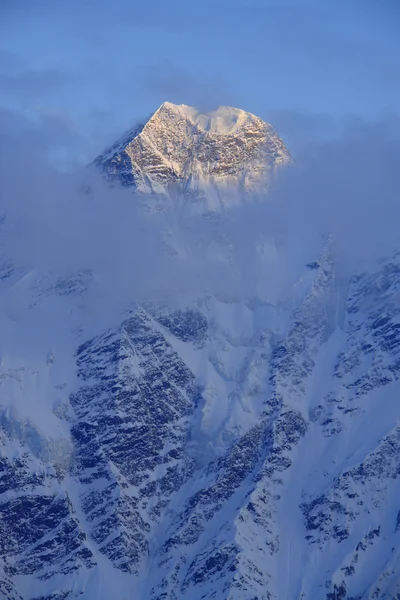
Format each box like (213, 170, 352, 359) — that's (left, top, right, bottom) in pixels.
(0, 108, 399, 323)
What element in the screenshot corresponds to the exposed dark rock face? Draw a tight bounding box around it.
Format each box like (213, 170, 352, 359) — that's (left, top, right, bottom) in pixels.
(3, 244, 400, 600)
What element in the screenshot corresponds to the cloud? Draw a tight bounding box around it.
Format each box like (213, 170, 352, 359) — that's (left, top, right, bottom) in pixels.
(268, 113, 400, 267)
(0, 108, 399, 327)
(138, 61, 237, 113)
(265, 109, 339, 156)
(0, 51, 74, 102)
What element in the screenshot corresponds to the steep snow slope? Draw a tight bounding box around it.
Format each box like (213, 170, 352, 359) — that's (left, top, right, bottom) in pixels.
(94, 102, 291, 212)
(1, 243, 400, 599)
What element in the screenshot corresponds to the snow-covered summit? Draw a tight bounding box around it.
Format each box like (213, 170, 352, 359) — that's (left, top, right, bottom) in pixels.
(94, 102, 291, 210)
(156, 102, 261, 134)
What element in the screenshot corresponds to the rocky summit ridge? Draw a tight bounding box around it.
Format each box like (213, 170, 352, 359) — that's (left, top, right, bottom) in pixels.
(94, 101, 291, 210)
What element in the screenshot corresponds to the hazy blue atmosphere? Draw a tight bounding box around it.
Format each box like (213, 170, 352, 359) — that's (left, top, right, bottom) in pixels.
(2, 3, 400, 599)
(1, 0, 399, 163)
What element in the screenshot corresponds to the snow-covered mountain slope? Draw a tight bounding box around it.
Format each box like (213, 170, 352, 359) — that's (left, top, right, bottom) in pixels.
(94, 102, 291, 212)
(1, 241, 400, 600)
(1, 106, 400, 600)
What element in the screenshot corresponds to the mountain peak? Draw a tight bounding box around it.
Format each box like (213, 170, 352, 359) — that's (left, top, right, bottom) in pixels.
(95, 102, 291, 211)
(153, 102, 258, 135)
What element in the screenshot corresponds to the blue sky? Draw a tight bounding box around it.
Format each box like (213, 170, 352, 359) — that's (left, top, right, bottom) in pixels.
(1, 0, 399, 161)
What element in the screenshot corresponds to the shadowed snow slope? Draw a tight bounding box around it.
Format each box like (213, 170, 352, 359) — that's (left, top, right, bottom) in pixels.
(2, 247, 400, 600)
